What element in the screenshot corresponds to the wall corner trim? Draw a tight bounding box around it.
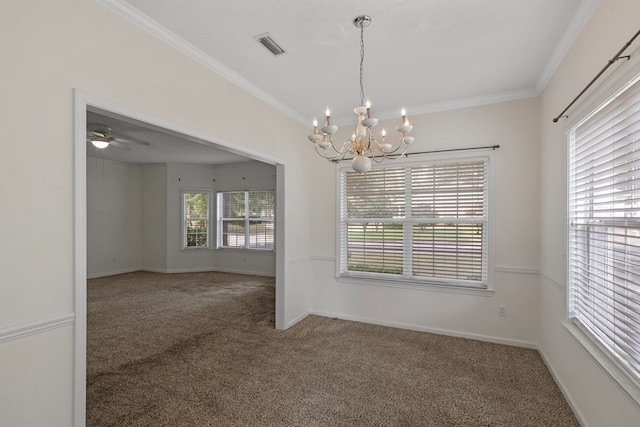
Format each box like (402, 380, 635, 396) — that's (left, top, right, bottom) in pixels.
(539, 268, 565, 289)
(0, 313, 75, 344)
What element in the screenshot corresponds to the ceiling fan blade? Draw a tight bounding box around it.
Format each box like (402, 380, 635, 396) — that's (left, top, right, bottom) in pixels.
(87, 130, 106, 139)
(108, 140, 133, 150)
(113, 137, 151, 146)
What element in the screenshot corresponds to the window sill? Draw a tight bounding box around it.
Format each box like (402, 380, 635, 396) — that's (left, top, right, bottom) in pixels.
(215, 247, 275, 254)
(336, 274, 494, 297)
(181, 246, 213, 251)
(563, 320, 640, 407)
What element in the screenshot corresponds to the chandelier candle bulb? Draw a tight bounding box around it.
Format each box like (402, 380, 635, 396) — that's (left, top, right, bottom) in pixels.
(379, 128, 393, 152)
(366, 99, 371, 118)
(308, 118, 323, 143)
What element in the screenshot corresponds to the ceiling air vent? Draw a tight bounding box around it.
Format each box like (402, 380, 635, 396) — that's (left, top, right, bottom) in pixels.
(254, 33, 286, 56)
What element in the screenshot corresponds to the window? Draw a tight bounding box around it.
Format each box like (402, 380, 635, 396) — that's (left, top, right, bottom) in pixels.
(338, 153, 491, 290)
(568, 73, 640, 385)
(182, 191, 210, 249)
(217, 190, 275, 250)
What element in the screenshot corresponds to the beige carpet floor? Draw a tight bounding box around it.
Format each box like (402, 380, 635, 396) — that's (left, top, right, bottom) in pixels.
(87, 271, 578, 426)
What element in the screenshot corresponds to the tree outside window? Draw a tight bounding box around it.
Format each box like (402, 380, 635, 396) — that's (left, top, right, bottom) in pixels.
(183, 191, 210, 248)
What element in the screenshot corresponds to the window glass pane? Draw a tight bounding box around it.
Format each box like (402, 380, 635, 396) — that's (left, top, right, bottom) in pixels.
(248, 220, 274, 249)
(184, 192, 209, 248)
(222, 192, 245, 218)
(412, 223, 483, 281)
(346, 168, 405, 218)
(346, 222, 403, 275)
(184, 193, 208, 219)
(221, 219, 244, 248)
(248, 191, 275, 220)
(411, 161, 486, 218)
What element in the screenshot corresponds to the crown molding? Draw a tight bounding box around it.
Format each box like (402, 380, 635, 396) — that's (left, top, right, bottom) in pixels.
(95, 0, 308, 125)
(535, 0, 601, 93)
(96, 0, 599, 127)
(332, 87, 539, 126)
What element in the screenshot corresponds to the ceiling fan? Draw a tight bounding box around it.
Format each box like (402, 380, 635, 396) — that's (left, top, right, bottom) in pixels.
(87, 123, 150, 150)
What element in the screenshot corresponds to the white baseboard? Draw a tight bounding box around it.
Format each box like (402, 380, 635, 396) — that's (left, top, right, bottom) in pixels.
(87, 267, 140, 279)
(140, 267, 167, 273)
(309, 310, 538, 349)
(285, 311, 310, 329)
(213, 267, 275, 277)
(164, 267, 219, 274)
(537, 345, 588, 427)
(89, 267, 275, 278)
(0, 313, 75, 343)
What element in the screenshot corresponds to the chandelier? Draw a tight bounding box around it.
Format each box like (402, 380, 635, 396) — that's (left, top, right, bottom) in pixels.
(307, 15, 414, 173)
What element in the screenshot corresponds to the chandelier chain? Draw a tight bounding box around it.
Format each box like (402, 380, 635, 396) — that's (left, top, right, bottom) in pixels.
(359, 23, 365, 106)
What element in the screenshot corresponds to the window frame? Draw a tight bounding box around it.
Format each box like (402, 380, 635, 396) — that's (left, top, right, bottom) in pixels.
(181, 189, 212, 250)
(216, 189, 275, 251)
(565, 68, 640, 405)
(336, 150, 495, 294)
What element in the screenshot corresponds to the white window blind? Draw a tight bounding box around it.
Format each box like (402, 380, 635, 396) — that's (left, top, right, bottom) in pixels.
(568, 74, 640, 383)
(339, 157, 489, 288)
(218, 190, 275, 250)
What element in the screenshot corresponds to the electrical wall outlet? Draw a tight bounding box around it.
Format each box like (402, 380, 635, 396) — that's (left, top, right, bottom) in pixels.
(499, 306, 507, 317)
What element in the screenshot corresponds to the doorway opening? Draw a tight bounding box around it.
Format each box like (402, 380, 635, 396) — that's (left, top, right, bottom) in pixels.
(73, 91, 285, 425)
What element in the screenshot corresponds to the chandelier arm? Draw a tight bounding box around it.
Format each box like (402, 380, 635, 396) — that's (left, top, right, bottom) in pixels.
(378, 146, 410, 160)
(330, 136, 352, 156)
(373, 134, 410, 155)
(368, 139, 411, 160)
(313, 144, 341, 160)
(378, 143, 407, 156)
(369, 148, 405, 163)
(313, 140, 351, 161)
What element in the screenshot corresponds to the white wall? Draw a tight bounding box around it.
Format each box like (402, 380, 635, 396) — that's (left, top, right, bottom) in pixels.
(0, 0, 311, 425)
(310, 97, 541, 346)
(141, 164, 168, 272)
(538, 0, 640, 425)
(87, 158, 142, 278)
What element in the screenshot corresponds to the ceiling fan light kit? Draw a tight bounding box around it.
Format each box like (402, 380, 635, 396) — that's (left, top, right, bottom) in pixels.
(87, 123, 113, 149)
(308, 15, 414, 173)
(90, 139, 110, 149)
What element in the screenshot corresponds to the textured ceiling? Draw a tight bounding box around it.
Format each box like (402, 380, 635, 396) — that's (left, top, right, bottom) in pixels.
(90, 0, 599, 164)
